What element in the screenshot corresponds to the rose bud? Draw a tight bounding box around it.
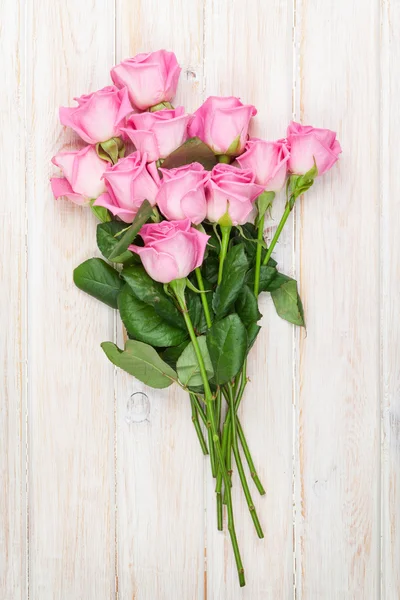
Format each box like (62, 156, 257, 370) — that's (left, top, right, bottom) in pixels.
(156, 163, 209, 224)
(287, 121, 342, 176)
(129, 219, 209, 284)
(237, 138, 290, 192)
(111, 50, 181, 111)
(59, 86, 133, 144)
(188, 96, 257, 157)
(206, 163, 264, 226)
(93, 152, 160, 222)
(50, 146, 107, 205)
(122, 107, 190, 162)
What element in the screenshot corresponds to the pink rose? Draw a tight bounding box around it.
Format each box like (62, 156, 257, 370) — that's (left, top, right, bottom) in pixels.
(122, 107, 190, 162)
(59, 86, 133, 144)
(287, 121, 342, 176)
(93, 152, 160, 223)
(206, 164, 264, 225)
(156, 163, 209, 224)
(50, 146, 107, 205)
(237, 138, 289, 192)
(130, 219, 209, 284)
(111, 50, 181, 111)
(188, 96, 257, 156)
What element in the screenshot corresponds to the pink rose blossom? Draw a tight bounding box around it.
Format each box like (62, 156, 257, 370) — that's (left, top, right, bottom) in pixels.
(287, 121, 342, 176)
(122, 107, 189, 162)
(130, 219, 209, 284)
(111, 50, 181, 111)
(206, 164, 264, 226)
(59, 86, 133, 145)
(188, 96, 257, 156)
(50, 146, 107, 205)
(237, 138, 289, 192)
(156, 163, 209, 224)
(93, 152, 160, 223)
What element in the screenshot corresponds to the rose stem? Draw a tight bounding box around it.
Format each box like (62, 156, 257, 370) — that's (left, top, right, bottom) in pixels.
(194, 268, 216, 475)
(174, 289, 245, 585)
(195, 268, 212, 328)
(227, 384, 264, 538)
(262, 201, 292, 266)
(217, 225, 232, 284)
(218, 363, 265, 497)
(253, 213, 265, 296)
(190, 393, 208, 455)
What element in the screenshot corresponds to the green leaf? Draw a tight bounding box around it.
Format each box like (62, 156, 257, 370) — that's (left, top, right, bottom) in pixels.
(177, 336, 214, 387)
(233, 223, 277, 267)
(264, 271, 291, 292)
(271, 279, 305, 326)
(121, 265, 185, 330)
(161, 341, 190, 369)
(247, 323, 261, 351)
(118, 286, 188, 347)
(73, 258, 124, 308)
(201, 255, 219, 285)
(108, 200, 153, 260)
(207, 314, 248, 384)
(101, 340, 176, 389)
(162, 137, 218, 171)
(245, 265, 277, 292)
(235, 286, 262, 327)
(97, 221, 136, 263)
(212, 244, 249, 319)
(90, 199, 111, 223)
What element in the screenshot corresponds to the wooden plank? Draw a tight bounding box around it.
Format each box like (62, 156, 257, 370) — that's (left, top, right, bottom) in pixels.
(114, 3, 206, 598)
(381, 0, 400, 597)
(203, 1, 295, 597)
(294, 0, 381, 597)
(0, 1, 27, 598)
(26, 1, 116, 598)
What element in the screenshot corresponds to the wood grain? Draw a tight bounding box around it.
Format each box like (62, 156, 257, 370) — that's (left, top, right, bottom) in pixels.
(381, 0, 400, 597)
(203, 1, 295, 597)
(294, 0, 381, 597)
(25, 1, 116, 598)
(0, 1, 27, 598)
(1, 0, 400, 598)
(114, 2, 206, 598)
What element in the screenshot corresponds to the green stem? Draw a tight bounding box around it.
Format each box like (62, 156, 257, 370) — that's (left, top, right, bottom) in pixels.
(262, 202, 292, 266)
(237, 419, 265, 495)
(174, 291, 244, 584)
(190, 394, 208, 455)
(254, 214, 265, 296)
(195, 268, 212, 328)
(217, 154, 231, 164)
(217, 225, 231, 284)
(228, 385, 264, 538)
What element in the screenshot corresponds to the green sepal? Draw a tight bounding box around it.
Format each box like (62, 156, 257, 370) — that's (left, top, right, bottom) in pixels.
(256, 191, 275, 224)
(90, 198, 111, 223)
(96, 137, 125, 164)
(149, 101, 173, 112)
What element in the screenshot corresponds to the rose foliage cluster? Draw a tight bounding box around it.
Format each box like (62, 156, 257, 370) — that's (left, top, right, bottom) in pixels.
(52, 50, 341, 587)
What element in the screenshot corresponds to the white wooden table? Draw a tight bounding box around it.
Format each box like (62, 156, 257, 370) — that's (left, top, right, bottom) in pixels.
(1, 0, 399, 598)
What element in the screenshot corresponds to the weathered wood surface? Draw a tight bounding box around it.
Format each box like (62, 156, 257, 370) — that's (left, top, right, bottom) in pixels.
(0, 0, 398, 598)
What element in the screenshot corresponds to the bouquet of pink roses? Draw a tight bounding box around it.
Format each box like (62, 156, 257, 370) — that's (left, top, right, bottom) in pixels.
(51, 49, 341, 587)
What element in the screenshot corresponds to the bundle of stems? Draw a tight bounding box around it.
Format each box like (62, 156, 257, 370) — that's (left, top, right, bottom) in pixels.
(171, 195, 295, 587)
